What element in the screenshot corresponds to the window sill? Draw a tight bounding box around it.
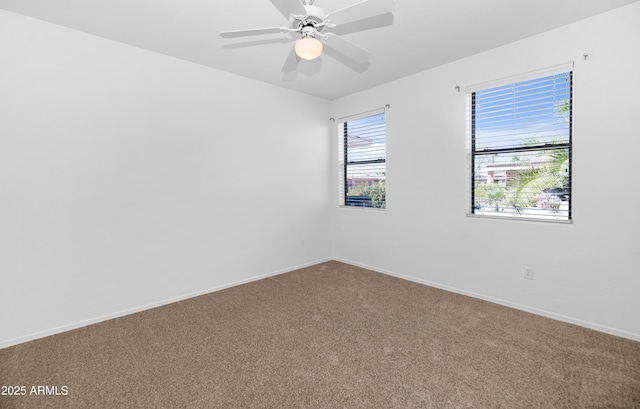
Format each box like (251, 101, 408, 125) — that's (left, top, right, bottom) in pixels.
(466, 213, 572, 224)
(340, 206, 386, 212)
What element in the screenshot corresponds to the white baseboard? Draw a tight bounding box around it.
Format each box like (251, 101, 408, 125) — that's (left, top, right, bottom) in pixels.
(0, 257, 332, 350)
(333, 257, 640, 343)
(4, 256, 637, 349)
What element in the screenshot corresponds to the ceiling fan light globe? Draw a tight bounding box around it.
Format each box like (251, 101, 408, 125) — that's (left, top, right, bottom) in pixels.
(295, 37, 323, 60)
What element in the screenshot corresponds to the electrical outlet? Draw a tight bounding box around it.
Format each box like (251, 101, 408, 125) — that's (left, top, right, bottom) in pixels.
(300, 239, 305, 248)
(523, 267, 534, 280)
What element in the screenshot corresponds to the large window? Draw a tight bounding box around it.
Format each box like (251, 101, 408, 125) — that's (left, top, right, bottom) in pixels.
(339, 110, 386, 209)
(469, 67, 572, 221)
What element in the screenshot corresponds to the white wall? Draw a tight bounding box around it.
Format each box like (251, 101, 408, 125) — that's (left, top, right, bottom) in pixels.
(330, 3, 640, 340)
(2, 3, 639, 349)
(0, 10, 331, 347)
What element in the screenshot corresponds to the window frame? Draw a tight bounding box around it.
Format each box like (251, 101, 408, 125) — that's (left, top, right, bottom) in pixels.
(338, 108, 387, 210)
(467, 64, 573, 223)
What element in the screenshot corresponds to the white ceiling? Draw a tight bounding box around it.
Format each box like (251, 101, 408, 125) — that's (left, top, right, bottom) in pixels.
(1, 0, 638, 100)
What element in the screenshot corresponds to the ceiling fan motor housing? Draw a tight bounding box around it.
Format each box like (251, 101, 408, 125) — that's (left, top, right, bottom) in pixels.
(290, 5, 326, 33)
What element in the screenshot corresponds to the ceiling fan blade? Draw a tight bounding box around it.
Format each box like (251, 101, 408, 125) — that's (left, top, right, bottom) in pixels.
(329, 13, 393, 36)
(223, 38, 293, 50)
(220, 27, 288, 38)
(281, 45, 300, 72)
(270, 0, 306, 19)
(321, 33, 371, 64)
(322, 47, 372, 73)
(325, 0, 395, 26)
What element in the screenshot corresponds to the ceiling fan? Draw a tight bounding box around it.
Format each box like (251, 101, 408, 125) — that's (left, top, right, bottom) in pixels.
(219, 0, 395, 72)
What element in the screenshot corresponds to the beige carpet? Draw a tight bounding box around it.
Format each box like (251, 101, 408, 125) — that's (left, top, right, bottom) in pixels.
(1, 261, 639, 408)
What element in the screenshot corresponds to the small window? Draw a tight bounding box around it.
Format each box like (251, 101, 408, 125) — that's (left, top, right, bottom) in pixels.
(469, 68, 572, 221)
(339, 111, 386, 209)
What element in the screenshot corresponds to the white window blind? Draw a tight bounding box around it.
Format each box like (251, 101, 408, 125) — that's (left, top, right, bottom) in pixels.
(338, 109, 386, 209)
(470, 68, 572, 221)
